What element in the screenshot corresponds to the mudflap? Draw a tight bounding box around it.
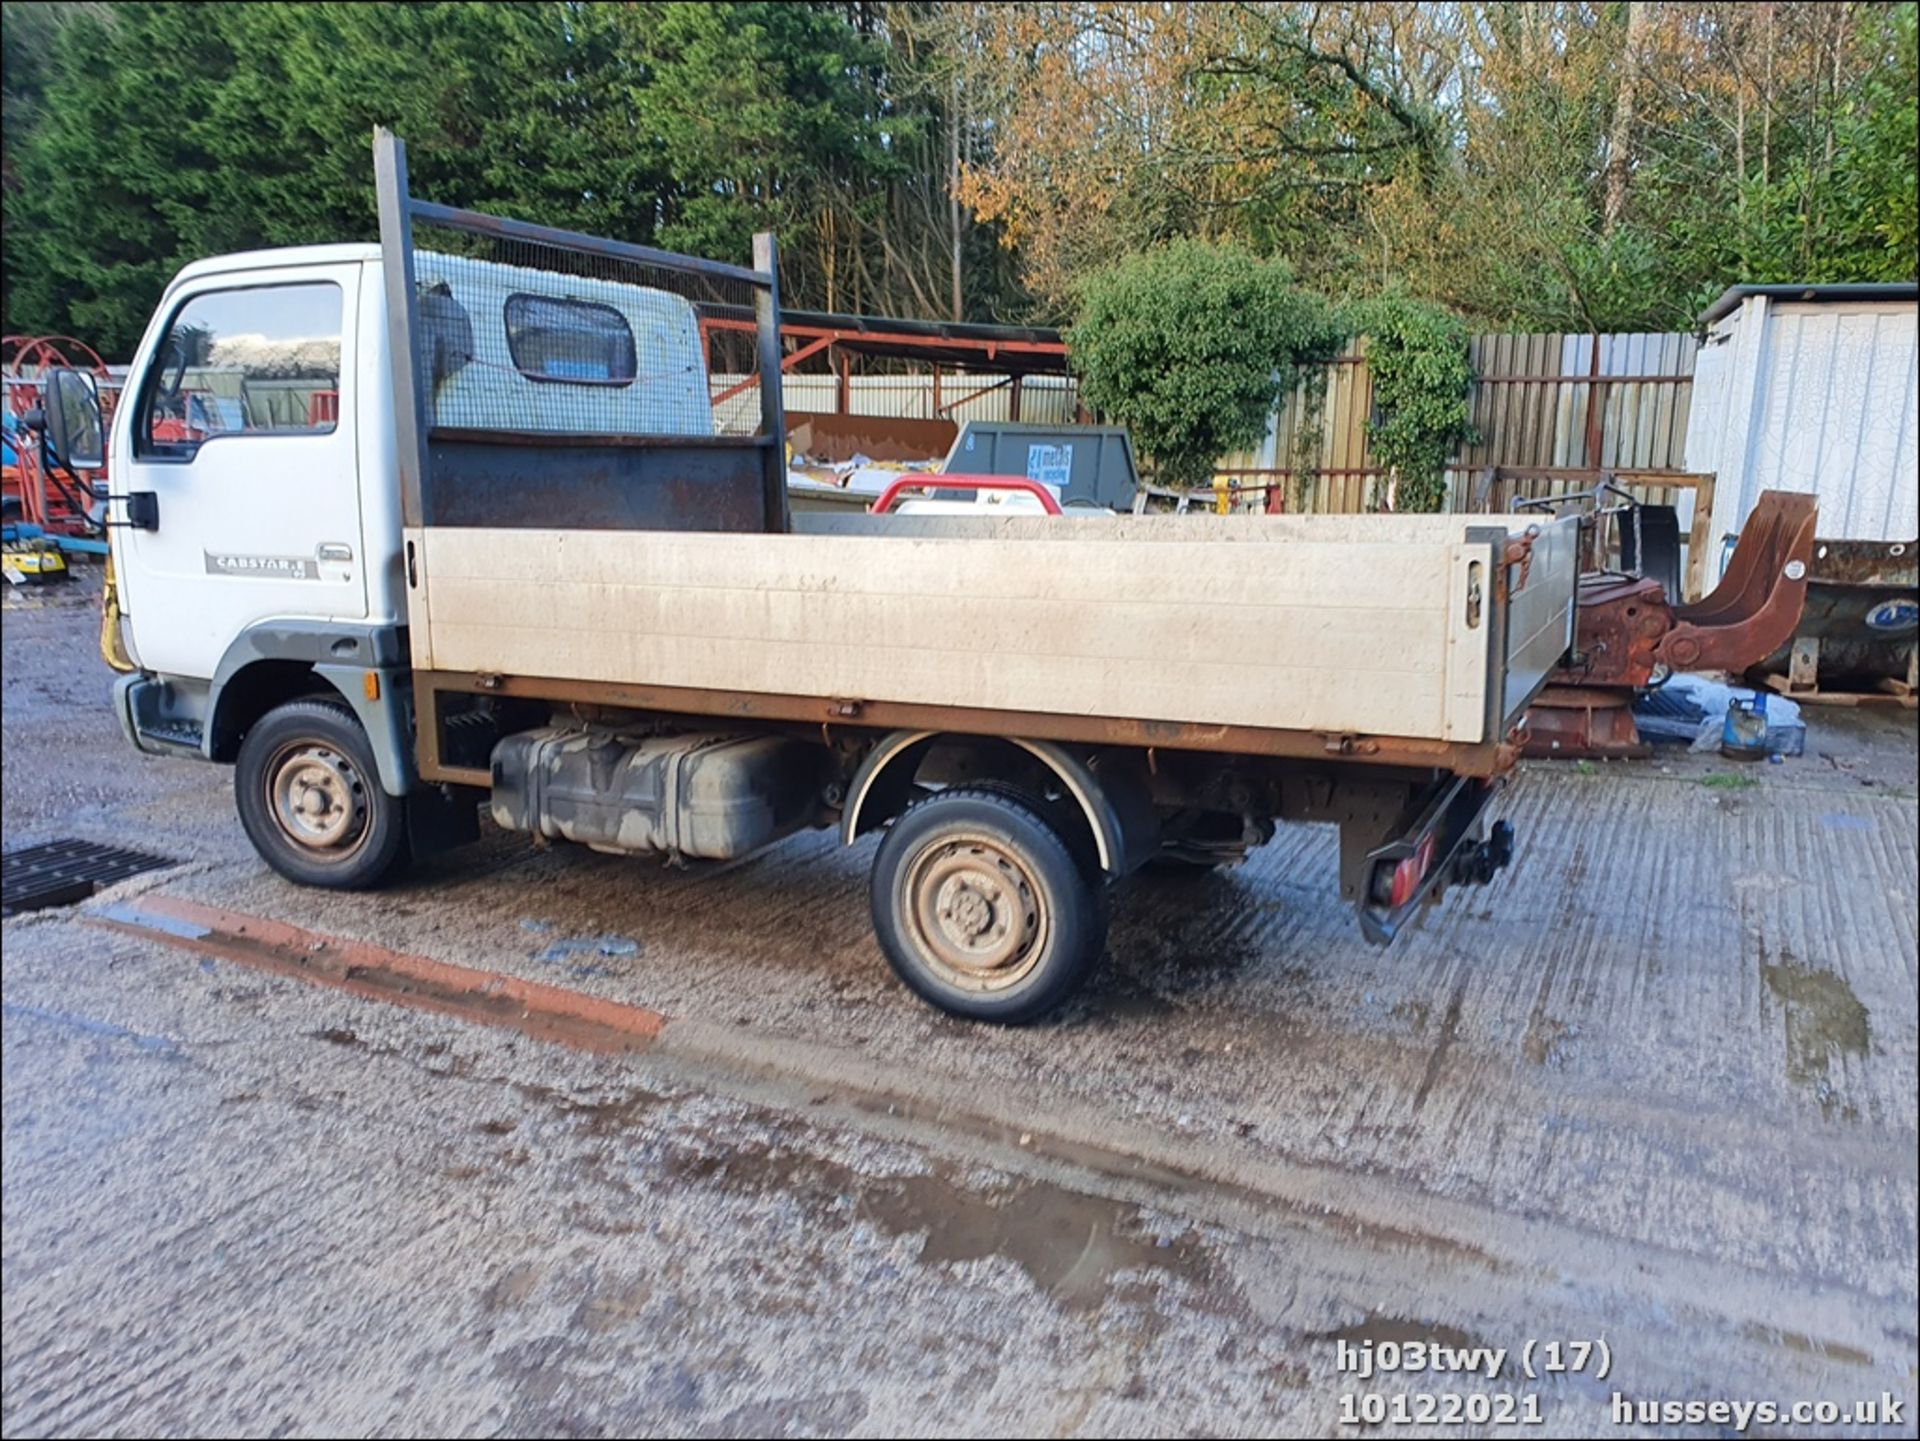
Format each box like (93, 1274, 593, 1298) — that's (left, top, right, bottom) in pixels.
(1357, 775, 1514, 944)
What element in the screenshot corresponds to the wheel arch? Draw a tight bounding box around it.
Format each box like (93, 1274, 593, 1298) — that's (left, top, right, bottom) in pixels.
(841, 730, 1152, 877)
(206, 621, 413, 796)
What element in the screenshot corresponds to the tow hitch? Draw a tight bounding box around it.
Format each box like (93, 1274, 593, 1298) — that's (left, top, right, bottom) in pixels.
(1455, 820, 1515, 885)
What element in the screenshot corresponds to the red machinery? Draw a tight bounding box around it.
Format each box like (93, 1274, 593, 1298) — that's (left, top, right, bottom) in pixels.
(1525, 488, 1818, 757)
(869, 474, 1064, 515)
(3, 334, 115, 537)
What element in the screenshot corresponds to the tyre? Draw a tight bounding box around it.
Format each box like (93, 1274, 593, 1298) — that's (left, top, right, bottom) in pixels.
(235, 698, 408, 889)
(870, 785, 1107, 1023)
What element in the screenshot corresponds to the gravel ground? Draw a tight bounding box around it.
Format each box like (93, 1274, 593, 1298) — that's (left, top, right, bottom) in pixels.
(3, 572, 1915, 1438)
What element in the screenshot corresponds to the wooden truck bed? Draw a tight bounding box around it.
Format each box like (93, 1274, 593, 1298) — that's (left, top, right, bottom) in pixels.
(406, 510, 1577, 755)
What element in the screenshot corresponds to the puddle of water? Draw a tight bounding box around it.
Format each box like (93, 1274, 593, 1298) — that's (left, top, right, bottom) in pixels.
(537, 936, 640, 959)
(659, 1138, 1211, 1313)
(866, 1172, 1210, 1313)
(1760, 960, 1870, 1113)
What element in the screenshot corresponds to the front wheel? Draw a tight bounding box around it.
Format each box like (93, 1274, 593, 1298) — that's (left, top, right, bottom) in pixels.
(235, 698, 408, 889)
(870, 786, 1106, 1023)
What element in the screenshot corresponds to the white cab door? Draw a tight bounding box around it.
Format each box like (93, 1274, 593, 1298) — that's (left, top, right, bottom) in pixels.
(113, 262, 365, 679)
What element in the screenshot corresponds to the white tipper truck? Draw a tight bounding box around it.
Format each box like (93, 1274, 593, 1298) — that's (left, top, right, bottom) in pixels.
(45, 130, 1578, 1022)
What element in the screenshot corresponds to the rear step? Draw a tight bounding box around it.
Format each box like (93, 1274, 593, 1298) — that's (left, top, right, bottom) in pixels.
(115, 672, 206, 757)
(139, 718, 204, 750)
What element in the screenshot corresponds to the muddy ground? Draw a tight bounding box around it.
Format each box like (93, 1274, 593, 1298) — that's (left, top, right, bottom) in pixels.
(3, 574, 1916, 1438)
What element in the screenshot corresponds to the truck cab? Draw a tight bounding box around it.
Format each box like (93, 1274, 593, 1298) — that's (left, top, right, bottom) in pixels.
(97, 246, 417, 806)
(101, 241, 716, 804)
(112, 246, 397, 697)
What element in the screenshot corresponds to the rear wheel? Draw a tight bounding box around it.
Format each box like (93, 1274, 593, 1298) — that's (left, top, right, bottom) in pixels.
(235, 698, 408, 889)
(870, 786, 1106, 1023)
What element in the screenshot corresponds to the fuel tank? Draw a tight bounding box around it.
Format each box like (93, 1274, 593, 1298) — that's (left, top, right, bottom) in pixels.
(490, 728, 828, 860)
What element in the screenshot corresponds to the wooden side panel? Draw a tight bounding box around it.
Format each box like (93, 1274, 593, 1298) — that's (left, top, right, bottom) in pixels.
(416, 524, 1499, 741)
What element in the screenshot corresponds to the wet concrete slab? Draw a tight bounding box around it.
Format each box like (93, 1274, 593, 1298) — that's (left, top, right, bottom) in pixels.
(4, 572, 1916, 1436)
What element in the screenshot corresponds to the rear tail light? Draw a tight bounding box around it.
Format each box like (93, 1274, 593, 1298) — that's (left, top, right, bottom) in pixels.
(1387, 833, 1438, 910)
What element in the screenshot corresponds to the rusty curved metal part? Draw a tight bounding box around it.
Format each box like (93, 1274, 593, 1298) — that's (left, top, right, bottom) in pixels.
(1527, 491, 1818, 758)
(1657, 491, 1818, 671)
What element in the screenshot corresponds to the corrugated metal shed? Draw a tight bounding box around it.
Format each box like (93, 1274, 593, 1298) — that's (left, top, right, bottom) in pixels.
(1685, 283, 1918, 556)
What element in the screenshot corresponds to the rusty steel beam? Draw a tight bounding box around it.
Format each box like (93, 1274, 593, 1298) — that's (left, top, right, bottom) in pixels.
(709, 371, 761, 408)
(698, 313, 1068, 360)
(1584, 339, 1605, 470)
(778, 334, 834, 373)
(1211, 467, 1383, 478)
(1490, 467, 1709, 486)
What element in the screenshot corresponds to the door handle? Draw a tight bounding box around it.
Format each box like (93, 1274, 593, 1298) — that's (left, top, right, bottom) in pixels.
(317, 542, 354, 562)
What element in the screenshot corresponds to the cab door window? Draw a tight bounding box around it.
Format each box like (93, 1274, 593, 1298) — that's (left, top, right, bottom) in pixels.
(137, 282, 343, 459)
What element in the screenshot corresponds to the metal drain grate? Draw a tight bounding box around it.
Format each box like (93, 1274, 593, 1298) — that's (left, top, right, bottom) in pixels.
(2, 840, 175, 917)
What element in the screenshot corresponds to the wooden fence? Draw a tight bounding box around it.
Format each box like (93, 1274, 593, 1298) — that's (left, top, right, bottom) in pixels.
(1216, 330, 1702, 517)
(794, 328, 1709, 543)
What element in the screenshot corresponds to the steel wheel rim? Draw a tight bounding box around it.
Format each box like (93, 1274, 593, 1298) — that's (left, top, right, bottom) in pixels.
(266, 740, 371, 860)
(902, 830, 1048, 993)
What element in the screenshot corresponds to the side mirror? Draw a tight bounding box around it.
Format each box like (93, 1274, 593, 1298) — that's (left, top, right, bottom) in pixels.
(46, 368, 106, 471)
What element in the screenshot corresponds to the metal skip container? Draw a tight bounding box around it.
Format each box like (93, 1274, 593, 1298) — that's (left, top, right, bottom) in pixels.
(941, 421, 1142, 510)
(1755, 538, 1919, 695)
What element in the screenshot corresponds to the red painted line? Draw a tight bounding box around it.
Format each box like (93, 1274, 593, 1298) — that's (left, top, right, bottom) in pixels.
(89, 894, 668, 1053)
